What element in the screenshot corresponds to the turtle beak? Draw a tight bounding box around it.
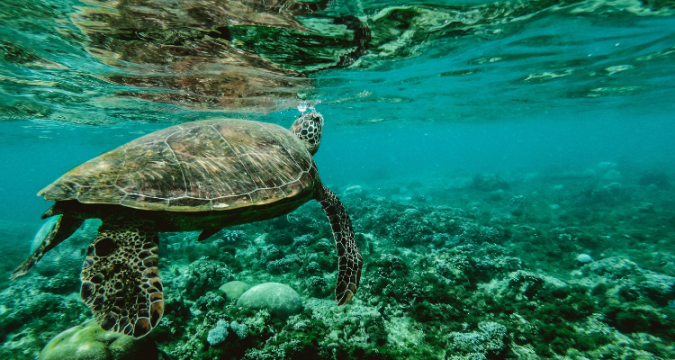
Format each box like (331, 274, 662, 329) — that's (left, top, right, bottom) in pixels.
(311, 112, 324, 126)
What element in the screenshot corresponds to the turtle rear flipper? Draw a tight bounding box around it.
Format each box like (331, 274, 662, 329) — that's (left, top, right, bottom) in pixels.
(317, 185, 363, 306)
(197, 228, 220, 242)
(11, 215, 84, 280)
(81, 217, 164, 338)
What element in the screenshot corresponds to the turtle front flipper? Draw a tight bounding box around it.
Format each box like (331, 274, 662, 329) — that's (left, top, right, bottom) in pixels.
(11, 215, 84, 280)
(80, 217, 164, 338)
(317, 184, 363, 306)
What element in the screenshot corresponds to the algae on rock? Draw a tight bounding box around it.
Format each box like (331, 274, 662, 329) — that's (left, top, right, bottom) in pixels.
(39, 320, 158, 360)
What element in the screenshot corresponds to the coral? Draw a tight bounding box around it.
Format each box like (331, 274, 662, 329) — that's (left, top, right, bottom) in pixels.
(229, 321, 248, 339)
(301, 299, 390, 355)
(579, 257, 675, 306)
(0, 280, 89, 352)
(301, 276, 330, 298)
(150, 293, 191, 344)
(356, 197, 501, 248)
(38, 320, 158, 360)
(581, 257, 642, 279)
(579, 182, 626, 204)
(161, 230, 246, 266)
(298, 261, 322, 277)
(266, 231, 294, 246)
(173, 259, 234, 300)
(411, 194, 426, 203)
(237, 283, 303, 318)
(508, 195, 528, 216)
(31, 274, 80, 295)
(266, 254, 303, 274)
(447, 321, 507, 359)
(386, 317, 425, 347)
(192, 291, 226, 315)
(258, 244, 284, 263)
(218, 281, 251, 301)
(636, 272, 675, 306)
(207, 320, 229, 347)
(220, 230, 247, 243)
(5, 165, 675, 360)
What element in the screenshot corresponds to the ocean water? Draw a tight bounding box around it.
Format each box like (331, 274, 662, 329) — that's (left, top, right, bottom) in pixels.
(1, 0, 675, 359)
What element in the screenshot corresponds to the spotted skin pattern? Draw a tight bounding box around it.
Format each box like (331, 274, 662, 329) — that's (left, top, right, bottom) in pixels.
(318, 185, 362, 305)
(80, 216, 163, 338)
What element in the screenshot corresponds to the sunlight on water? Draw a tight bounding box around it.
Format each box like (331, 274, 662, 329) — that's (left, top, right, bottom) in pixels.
(1, 0, 674, 124)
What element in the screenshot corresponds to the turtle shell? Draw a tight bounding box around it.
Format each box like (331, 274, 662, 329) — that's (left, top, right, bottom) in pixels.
(39, 120, 318, 212)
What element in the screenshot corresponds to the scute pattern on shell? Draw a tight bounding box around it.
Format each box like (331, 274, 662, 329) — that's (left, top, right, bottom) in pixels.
(38, 120, 316, 212)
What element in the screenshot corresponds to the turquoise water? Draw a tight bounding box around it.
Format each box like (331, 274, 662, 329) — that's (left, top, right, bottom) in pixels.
(1, 0, 675, 359)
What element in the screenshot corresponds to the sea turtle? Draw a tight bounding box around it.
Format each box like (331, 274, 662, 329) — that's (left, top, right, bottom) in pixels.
(12, 111, 362, 338)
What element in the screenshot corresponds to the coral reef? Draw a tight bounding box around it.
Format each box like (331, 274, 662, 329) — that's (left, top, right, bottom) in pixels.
(173, 259, 235, 300)
(2, 165, 675, 359)
(447, 321, 507, 359)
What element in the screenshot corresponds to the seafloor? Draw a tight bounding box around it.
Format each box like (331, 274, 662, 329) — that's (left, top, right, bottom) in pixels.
(1, 163, 674, 359)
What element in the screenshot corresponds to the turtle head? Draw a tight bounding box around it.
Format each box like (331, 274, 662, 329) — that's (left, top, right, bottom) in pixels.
(290, 111, 324, 155)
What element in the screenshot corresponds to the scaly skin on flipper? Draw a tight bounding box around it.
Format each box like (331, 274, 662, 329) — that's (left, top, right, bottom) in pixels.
(11, 215, 84, 280)
(80, 216, 163, 338)
(317, 184, 362, 305)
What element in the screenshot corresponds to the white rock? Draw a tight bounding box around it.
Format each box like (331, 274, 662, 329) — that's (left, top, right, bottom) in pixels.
(237, 283, 302, 318)
(344, 185, 363, 196)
